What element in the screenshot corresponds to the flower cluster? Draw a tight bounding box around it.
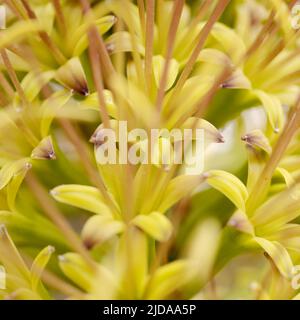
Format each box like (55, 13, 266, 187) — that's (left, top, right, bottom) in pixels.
(0, 0, 300, 300)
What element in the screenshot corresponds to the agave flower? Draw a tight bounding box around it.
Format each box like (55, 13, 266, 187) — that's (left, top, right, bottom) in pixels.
(0, 224, 54, 300)
(0, 0, 300, 301)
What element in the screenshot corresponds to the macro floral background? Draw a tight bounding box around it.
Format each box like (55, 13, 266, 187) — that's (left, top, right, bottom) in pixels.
(0, 0, 300, 300)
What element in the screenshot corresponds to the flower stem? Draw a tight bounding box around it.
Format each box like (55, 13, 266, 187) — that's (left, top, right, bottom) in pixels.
(166, 0, 230, 110)
(137, 0, 146, 38)
(20, 0, 67, 65)
(144, 0, 155, 92)
(26, 172, 96, 270)
(0, 49, 27, 106)
(51, 0, 66, 35)
(156, 0, 185, 112)
(246, 97, 300, 213)
(80, 0, 115, 79)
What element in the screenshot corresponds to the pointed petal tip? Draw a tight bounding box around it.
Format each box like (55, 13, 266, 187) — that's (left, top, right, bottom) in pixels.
(241, 134, 247, 141)
(106, 43, 115, 53)
(0, 224, 8, 238)
(220, 83, 230, 89)
(58, 255, 67, 262)
(49, 188, 58, 197)
(83, 238, 95, 250)
(78, 87, 89, 96)
(47, 150, 56, 160)
(111, 15, 117, 24)
(25, 162, 32, 170)
(202, 172, 210, 179)
(217, 134, 225, 143)
(47, 246, 55, 254)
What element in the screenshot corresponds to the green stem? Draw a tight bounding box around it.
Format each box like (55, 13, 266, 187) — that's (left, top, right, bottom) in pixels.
(246, 98, 300, 213)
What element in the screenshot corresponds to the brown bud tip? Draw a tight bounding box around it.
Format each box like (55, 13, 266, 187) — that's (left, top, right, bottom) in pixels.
(47, 246, 55, 254)
(106, 43, 115, 53)
(0, 224, 7, 236)
(202, 172, 210, 179)
(220, 82, 231, 89)
(241, 134, 248, 142)
(77, 86, 89, 96)
(83, 238, 96, 250)
(31, 136, 56, 160)
(217, 134, 225, 143)
(89, 128, 107, 146)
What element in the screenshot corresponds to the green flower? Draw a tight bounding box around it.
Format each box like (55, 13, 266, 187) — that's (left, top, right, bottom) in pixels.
(0, 0, 300, 300)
